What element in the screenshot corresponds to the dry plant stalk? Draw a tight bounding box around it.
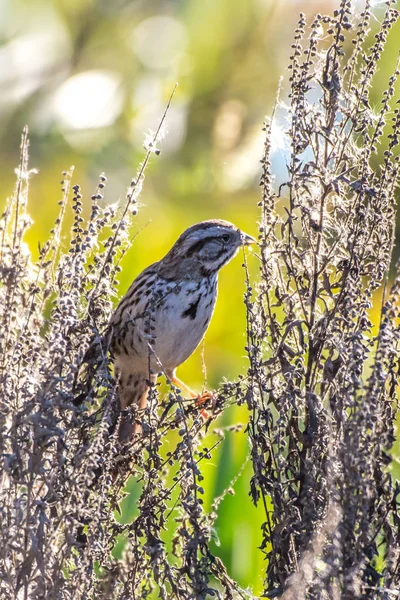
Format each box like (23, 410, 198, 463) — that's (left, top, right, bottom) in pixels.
(247, 1, 400, 598)
(0, 124, 248, 599)
(0, 2, 400, 599)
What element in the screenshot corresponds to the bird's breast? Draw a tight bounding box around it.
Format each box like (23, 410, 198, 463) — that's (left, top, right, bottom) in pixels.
(111, 274, 217, 373)
(153, 276, 217, 370)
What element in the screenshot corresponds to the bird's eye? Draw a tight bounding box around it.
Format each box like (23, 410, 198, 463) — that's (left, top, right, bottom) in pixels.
(221, 233, 230, 243)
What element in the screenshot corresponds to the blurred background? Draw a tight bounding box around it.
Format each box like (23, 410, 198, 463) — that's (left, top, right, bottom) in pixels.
(1, 0, 399, 594)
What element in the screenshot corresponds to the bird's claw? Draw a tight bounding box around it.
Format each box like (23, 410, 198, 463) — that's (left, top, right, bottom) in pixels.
(195, 391, 216, 419)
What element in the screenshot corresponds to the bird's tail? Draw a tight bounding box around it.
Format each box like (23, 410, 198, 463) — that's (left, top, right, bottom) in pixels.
(117, 371, 157, 441)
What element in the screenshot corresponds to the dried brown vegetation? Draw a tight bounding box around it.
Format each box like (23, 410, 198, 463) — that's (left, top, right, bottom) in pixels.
(1, 1, 400, 599)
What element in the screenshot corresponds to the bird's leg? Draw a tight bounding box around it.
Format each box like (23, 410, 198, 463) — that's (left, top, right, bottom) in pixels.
(166, 373, 197, 399)
(166, 371, 214, 418)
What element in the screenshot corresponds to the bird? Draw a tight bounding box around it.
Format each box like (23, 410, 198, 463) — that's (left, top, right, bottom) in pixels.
(109, 219, 255, 440)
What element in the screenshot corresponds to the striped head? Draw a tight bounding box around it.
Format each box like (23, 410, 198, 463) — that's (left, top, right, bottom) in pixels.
(163, 219, 255, 276)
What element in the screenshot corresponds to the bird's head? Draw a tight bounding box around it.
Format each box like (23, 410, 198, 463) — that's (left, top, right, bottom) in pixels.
(165, 219, 256, 276)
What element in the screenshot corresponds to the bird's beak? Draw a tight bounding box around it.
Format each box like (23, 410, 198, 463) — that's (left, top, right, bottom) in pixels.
(240, 232, 257, 246)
